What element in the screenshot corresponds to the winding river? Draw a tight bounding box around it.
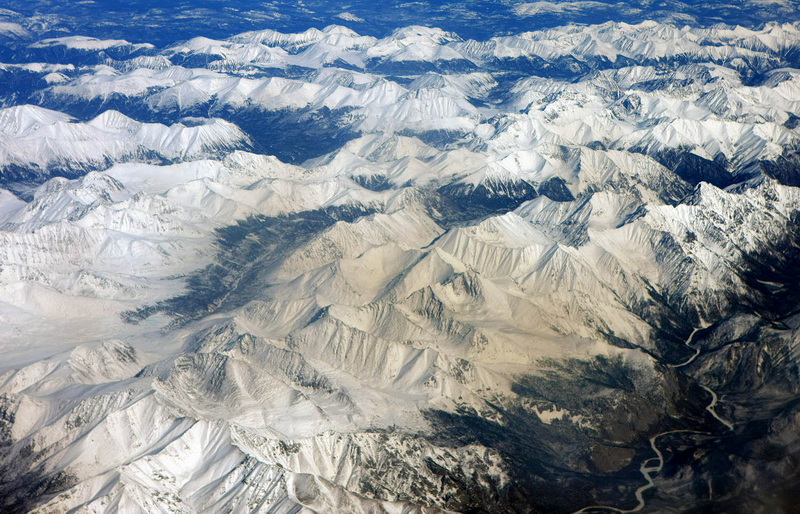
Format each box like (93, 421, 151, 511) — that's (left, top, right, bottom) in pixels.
(574, 327, 733, 513)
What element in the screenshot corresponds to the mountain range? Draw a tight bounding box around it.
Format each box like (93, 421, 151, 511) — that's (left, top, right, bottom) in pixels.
(0, 16, 799, 514)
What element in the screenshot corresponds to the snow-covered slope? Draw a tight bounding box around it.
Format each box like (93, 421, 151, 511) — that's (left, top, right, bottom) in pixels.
(28, 22, 800, 176)
(0, 105, 251, 188)
(1, 17, 800, 514)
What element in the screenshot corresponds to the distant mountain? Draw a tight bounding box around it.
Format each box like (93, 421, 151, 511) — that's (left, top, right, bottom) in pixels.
(1, 16, 800, 514)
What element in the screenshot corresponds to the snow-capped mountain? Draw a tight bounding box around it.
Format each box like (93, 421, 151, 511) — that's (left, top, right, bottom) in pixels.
(1, 13, 800, 514)
(0, 104, 251, 198)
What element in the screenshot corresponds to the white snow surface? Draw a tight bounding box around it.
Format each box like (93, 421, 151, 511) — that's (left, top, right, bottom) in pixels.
(2, 18, 800, 513)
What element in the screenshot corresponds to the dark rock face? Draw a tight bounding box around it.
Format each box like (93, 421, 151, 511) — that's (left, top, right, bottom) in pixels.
(435, 180, 539, 226)
(653, 149, 737, 188)
(760, 151, 800, 187)
(538, 177, 574, 202)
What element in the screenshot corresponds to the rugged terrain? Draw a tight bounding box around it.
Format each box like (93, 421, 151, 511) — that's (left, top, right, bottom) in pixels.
(1, 11, 800, 513)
